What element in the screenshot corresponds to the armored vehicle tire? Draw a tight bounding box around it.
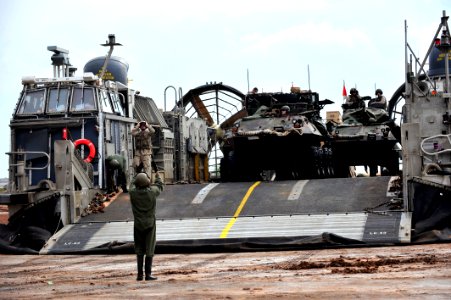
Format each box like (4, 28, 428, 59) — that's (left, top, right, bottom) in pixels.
(220, 157, 231, 182)
(220, 152, 246, 182)
(384, 151, 401, 175)
(221, 152, 262, 182)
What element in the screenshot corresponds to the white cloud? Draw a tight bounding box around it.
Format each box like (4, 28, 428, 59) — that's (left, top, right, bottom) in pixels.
(2, 0, 445, 24)
(241, 22, 373, 54)
(60, 0, 329, 22)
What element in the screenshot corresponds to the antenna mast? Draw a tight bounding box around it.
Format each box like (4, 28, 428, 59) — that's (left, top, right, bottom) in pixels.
(247, 69, 250, 93)
(99, 34, 122, 81)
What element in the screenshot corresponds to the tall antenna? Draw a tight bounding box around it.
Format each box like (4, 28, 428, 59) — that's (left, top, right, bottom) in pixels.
(247, 68, 250, 93)
(307, 64, 311, 91)
(99, 34, 122, 81)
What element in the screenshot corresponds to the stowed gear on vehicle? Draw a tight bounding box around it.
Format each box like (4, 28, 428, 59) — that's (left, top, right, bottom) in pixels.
(220, 87, 334, 181)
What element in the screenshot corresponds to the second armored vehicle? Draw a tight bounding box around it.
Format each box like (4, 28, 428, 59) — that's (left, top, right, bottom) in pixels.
(329, 104, 401, 177)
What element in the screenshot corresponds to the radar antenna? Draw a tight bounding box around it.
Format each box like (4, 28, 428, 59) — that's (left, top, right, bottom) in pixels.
(47, 46, 72, 78)
(99, 34, 122, 81)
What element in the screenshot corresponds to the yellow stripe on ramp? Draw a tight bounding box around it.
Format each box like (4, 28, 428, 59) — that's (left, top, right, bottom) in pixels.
(220, 181, 261, 238)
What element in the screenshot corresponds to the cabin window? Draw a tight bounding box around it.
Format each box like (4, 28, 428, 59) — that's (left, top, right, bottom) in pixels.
(17, 89, 46, 115)
(110, 92, 124, 116)
(99, 89, 114, 113)
(47, 87, 69, 113)
(71, 87, 97, 111)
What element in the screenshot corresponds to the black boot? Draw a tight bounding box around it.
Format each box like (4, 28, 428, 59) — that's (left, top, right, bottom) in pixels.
(136, 255, 144, 281)
(145, 256, 157, 280)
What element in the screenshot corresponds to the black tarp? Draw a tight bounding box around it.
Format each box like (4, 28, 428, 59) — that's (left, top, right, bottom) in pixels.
(0, 194, 60, 254)
(45, 233, 368, 255)
(411, 178, 451, 243)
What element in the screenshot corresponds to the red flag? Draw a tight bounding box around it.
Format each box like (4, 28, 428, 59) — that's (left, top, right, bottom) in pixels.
(342, 83, 347, 97)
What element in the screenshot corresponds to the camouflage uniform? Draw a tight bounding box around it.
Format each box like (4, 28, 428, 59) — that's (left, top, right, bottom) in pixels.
(105, 154, 127, 193)
(130, 174, 164, 280)
(345, 95, 364, 109)
(368, 89, 387, 109)
(130, 174, 163, 256)
(131, 121, 155, 177)
(344, 88, 364, 110)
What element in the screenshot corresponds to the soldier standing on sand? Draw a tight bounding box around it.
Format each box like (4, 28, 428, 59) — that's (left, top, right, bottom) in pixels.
(132, 121, 155, 177)
(130, 172, 164, 281)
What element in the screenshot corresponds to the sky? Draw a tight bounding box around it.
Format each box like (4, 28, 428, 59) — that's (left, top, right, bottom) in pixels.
(0, 0, 448, 178)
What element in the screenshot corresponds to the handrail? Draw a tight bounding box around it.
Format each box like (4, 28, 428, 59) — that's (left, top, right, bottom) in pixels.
(6, 151, 51, 170)
(164, 85, 178, 112)
(421, 134, 451, 156)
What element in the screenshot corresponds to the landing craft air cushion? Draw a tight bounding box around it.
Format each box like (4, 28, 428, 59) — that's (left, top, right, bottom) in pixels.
(1, 10, 450, 253)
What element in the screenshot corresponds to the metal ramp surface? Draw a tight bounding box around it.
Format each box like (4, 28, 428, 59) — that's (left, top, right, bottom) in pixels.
(41, 176, 411, 254)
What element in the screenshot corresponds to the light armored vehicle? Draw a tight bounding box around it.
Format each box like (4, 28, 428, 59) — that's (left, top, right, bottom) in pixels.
(329, 104, 401, 177)
(220, 89, 334, 181)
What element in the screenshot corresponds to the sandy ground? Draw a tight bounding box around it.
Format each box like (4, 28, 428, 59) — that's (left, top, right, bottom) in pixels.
(0, 243, 450, 299)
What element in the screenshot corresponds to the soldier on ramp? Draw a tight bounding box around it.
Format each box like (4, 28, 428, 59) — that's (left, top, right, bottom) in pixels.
(105, 154, 128, 193)
(129, 172, 164, 281)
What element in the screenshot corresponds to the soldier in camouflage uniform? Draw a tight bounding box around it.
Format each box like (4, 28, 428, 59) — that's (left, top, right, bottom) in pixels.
(130, 172, 164, 281)
(132, 121, 155, 177)
(105, 154, 128, 193)
(343, 88, 364, 110)
(368, 89, 387, 109)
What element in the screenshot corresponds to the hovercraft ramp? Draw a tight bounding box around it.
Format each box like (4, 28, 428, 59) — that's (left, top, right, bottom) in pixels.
(40, 176, 411, 254)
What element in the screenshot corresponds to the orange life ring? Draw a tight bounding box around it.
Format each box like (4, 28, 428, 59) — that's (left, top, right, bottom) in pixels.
(74, 138, 96, 163)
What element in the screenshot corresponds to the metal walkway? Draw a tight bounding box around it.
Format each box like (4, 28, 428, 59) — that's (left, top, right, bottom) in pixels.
(41, 176, 411, 254)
